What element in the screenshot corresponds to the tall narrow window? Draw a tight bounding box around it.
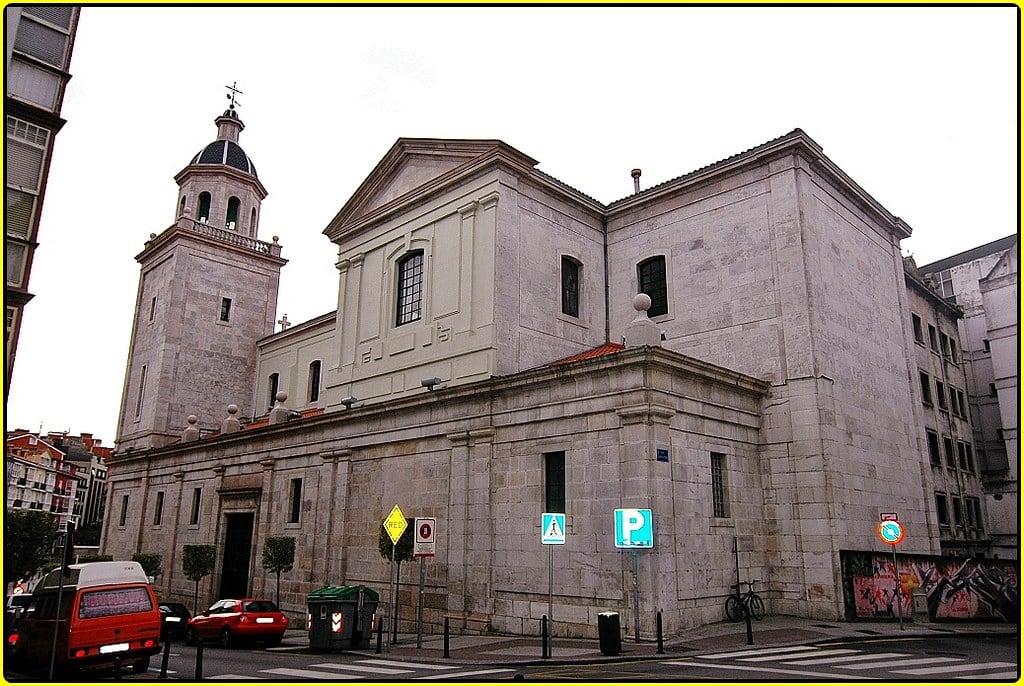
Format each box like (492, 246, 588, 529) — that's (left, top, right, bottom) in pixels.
(178, 196, 187, 216)
(711, 452, 729, 518)
(288, 478, 302, 524)
(927, 324, 938, 352)
(197, 192, 211, 223)
(153, 491, 164, 526)
(396, 251, 424, 326)
(935, 380, 947, 411)
(561, 256, 580, 318)
(268, 373, 280, 410)
(943, 436, 955, 470)
(308, 360, 322, 403)
(226, 196, 240, 230)
(926, 430, 941, 466)
(119, 494, 129, 527)
(134, 365, 148, 419)
(149, 296, 157, 321)
(638, 256, 668, 317)
(919, 371, 932, 405)
(952, 498, 964, 527)
(935, 493, 949, 526)
(219, 297, 232, 322)
(911, 313, 924, 344)
(544, 451, 566, 513)
(189, 488, 202, 525)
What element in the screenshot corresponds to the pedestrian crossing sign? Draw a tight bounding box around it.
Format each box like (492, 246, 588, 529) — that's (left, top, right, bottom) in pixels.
(541, 513, 566, 544)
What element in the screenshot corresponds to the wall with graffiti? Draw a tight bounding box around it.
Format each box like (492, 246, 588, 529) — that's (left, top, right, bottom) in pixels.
(841, 551, 1019, 622)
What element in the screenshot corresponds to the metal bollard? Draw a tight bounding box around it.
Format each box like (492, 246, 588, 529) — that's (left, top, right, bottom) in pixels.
(443, 616, 450, 658)
(195, 638, 204, 680)
(744, 601, 754, 645)
(541, 615, 548, 659)
(160, 639, 171, 678)
(376, 616, 384, 654)
(656, 610, 664, 654)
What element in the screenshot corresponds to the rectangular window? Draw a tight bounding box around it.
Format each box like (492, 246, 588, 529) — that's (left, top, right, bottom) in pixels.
(971, 499, 983, 530)
(919, 371, 933, 405)
(935, 493, 949, 526)
(952, 498, 964, 527)
(982, 339, 991, 352)
(711, 452, 729, 518)
(268, 373, 280, 411)
(288, 478, 302, 524)
(219, 297, 232, 322)
(134, 365, 148, 419)
(638, 256, 668, 317)
(990, 383, 998, 397)
(189, 488, 201, 525)
(396, 251, 424, 326)
(560, 256, 580, 318)
(153, 491, 164, 526)
(935, 380, 947, 411)
(119, 495, 129, 527)
(543, 451, 566, 513)
(928, 324, 938, 352)
(5, 243, 27, 286)
(939, 332, 951, 358)
(948, 337, 958, 363)
(13, 16, 70, 68)
(911, 314, 924, 344)
(6, 188, 36, 239)
(308, 361, 321, 403)
(943, 436, 956, 471)
(149, 296, 156, 321)
(957, 442, 968, 471)
(926, 430, 941, 466)
(954, 388, 966, 418)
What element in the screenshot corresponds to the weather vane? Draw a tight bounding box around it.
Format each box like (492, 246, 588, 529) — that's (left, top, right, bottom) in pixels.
(225, 81, 243, 110)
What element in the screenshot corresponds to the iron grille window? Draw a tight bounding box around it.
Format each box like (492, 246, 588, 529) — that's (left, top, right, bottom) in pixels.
(638, 256, 668, 317)
(711, 452, 729, 518)
(396, 251, 424, 326)
(544, 451, 565, 513)
(561, 256, 580, 318)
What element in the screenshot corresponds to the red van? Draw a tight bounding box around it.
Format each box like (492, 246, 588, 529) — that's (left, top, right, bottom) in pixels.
(8, 561, 162, 676)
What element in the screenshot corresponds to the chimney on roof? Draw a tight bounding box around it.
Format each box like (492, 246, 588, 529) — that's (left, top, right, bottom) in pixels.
(631, 169, 641, 194)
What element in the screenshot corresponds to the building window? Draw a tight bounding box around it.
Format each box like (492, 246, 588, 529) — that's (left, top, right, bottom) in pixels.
(927, 324, 938, 352)
(153, 491, 164, 526)
(962, 442, 975, 473)
(396, 251, 424, 326)
(268, 373, 280, 410)
(943, 436, 956, 471)
(911, 314, 924, 344)
(134, 365, 148, 419)
(288, 478, 302, 524)
(936, 268, 955, 302)
(947, 337, 958, 363)
(952, 497, 964, 528)
(952, 388, 966, 418)
(711, 452, 729, 518)
(561, 256, 580, 318)
(935, 380, 947, 411)
(638, 256, 668, 317)
(189, 488, 202, 525)
(970, 498, 983, 530)
(226, 196, 240, 230)
(149, 296, 156, 321)
(219, 297, 232, 322)
(118, 495, 129, 527)
(926, 430, 941, 466)
(544, 451, 566, 513)
(935, 493, 949, 527)
(308, 360, 322, 403)
(982, 339, 991, 353)
(990, 383, 998, 397)
(919, 371, 933, 406)
(197, 192, 211, 223)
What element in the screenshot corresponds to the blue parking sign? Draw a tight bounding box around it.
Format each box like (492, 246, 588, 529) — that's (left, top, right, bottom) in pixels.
(614, 508, 654, 548)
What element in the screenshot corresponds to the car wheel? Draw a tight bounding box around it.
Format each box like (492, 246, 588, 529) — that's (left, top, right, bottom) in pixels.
(220, 627, 232, 648)
(131, 657, 150, 674)
(184, 627, 197, 646)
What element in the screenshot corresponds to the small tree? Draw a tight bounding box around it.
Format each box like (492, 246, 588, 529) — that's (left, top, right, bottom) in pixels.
(261, 537, 295, 607)
(182, 544, 216, 614)
(4, 511, 58, 581)
(132, 552, 163, 580)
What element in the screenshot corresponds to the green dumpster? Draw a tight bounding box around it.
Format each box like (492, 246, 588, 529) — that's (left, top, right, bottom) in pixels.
(307, 586, 379, 651)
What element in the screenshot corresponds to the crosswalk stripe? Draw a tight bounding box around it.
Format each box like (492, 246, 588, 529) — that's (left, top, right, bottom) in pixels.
(357, 658, 457, 671)
(665, 660, 877, 680)
(956, 670, 1019, 679)
(310, 662, 412, 675)
(699, 645, 824, 659)
(785, 651, 909, 666)
(895, 661, 1018, 676)
(263, 667, 366, 679)
(742, 648, 860, 662)
(839, 656, 962, 670)
(420, 668, 516, 680)
(207, 675, 262, 680)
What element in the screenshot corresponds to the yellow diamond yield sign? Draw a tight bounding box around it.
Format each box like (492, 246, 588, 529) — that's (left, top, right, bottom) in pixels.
(384, 504, 407, 544)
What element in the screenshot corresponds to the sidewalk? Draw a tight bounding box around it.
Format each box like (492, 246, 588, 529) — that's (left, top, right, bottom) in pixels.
(291, 614, 1018, 666)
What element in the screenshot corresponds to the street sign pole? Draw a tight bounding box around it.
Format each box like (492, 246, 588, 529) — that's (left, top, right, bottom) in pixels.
(389, 541, 397, 651)
(417, 557, 425, 649)
(548, 544, 554, 654)
(892, 543, 903, 631)
(632, 550, 640, 643)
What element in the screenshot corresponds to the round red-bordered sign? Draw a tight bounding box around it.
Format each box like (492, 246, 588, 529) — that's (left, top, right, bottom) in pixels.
(877, 519, 905, 545)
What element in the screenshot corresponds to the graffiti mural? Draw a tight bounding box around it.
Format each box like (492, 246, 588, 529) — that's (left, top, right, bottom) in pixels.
(841, 551, 1019, 622)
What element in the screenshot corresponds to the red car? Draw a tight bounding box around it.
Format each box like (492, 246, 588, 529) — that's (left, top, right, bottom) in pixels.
(185, 598, 288, 648)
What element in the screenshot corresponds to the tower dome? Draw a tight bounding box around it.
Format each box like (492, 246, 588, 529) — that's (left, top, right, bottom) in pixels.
(188, 108, 258, 177)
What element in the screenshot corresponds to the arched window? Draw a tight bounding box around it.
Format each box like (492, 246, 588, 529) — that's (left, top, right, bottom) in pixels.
(638, 256, 668, 317)
(396, 250, 424, 326)
(197, 192, 211, 223)
(561, 256, 581, 318)
(267, 373, 279, 411)
(250, 207, 257, 233)
(308, 360, 322, 403)
(226, 196, 240, 230)
(178, 196, 187, 217)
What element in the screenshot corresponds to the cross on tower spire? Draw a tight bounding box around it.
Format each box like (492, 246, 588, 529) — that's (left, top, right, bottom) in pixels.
(225, 81, 243, 110)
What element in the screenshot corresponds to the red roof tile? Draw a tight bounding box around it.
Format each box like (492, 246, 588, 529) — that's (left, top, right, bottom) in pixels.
(548, 342, 625, 366)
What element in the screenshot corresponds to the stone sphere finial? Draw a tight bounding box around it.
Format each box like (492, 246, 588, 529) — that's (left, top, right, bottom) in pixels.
(227, 404, 238, 415)
(275, 391, 288, 403)
(633, 293, 652, 313)
(187, 415, 198, 425)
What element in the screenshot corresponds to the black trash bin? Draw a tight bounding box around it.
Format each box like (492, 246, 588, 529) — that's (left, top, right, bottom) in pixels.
(307, 586, 380, 652)
(597, 611, 621, 656)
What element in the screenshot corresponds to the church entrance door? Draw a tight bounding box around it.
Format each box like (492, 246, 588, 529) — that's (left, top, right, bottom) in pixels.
(219, 513, 255, 599)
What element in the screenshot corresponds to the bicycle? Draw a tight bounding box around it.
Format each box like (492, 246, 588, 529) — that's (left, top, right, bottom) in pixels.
(725, 579, 765, 621)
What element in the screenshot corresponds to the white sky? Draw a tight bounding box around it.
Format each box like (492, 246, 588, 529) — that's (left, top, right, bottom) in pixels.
(6, 5, 1019, 442)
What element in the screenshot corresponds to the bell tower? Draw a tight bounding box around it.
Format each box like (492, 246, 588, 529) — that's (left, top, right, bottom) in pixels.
(116, 95, 286, 451)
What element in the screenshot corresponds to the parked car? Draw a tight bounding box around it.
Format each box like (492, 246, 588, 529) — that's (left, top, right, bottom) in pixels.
(159, 602, 192, 642)
(185, 598, 288, 648)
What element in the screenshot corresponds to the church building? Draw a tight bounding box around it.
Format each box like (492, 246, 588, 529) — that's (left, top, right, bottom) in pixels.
(102, 105, 1002, 637)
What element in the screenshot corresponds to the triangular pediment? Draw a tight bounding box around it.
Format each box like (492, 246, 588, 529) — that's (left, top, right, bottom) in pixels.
(324, 138, 537, 240)
(983, 240, 1018, 281)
